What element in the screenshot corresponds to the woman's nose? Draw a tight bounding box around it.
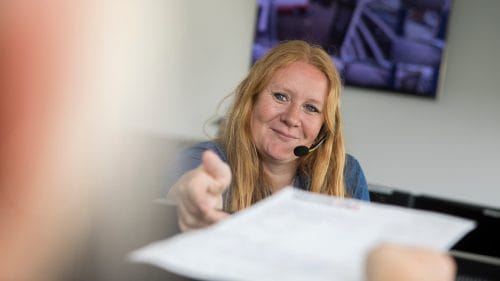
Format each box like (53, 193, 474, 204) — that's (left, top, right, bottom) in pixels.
(281, 104, 300, 127)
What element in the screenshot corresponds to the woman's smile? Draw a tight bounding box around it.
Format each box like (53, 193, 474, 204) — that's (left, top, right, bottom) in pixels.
(271, 128, 299, 142)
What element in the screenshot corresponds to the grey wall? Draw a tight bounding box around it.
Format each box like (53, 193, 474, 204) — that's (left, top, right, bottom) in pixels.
(129, 0, 256, 139)
(140, 0, 499, 208)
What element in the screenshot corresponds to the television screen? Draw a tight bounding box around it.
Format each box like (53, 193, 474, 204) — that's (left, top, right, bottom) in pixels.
(252, 0, 453, 98)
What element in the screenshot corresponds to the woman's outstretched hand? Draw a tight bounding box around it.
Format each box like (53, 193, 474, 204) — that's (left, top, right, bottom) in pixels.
(170, 150, 232, 232)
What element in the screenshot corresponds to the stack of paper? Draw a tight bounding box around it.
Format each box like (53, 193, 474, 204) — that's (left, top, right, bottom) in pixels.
(129, 187, 475, 281)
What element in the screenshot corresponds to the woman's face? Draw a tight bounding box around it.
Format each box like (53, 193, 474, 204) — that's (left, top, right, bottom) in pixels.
(250, 61, 327, 165)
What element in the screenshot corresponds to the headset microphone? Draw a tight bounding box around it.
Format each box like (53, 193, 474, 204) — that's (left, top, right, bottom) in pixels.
(293, 135, 327, 157)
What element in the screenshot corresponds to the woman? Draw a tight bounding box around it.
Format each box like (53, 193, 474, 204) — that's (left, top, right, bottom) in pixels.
(168, 40, 369, 232)
(166, 40, 457, 281)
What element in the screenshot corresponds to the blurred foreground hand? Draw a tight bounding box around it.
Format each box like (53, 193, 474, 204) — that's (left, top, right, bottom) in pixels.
(366, 244, 456, 281)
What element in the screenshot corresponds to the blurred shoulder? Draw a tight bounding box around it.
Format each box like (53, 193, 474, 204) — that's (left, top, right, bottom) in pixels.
(344, 153, 370, 201)
(345, 153, 361, 169)
(182, 141, 227, 164)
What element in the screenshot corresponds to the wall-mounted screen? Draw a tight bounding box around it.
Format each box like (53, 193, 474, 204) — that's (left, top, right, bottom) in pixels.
(253, 0, 453, 98)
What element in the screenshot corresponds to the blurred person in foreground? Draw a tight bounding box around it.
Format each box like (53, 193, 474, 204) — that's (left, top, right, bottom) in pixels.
(0, 1, 96, 280)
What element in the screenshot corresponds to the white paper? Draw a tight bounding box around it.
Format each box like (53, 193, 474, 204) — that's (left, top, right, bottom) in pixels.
(129, 187, 475, 281)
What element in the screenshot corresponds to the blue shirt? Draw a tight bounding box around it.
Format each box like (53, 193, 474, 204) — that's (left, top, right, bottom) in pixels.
(169, 141, 370, 201)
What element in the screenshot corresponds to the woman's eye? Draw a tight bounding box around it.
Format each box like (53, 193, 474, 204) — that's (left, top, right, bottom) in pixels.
(273, 93, 288, 102)
(304, 104, 319, 113)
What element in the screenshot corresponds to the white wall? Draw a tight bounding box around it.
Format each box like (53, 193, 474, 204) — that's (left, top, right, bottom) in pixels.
(127, 0, 256, 140)
(136, 0, 500, 208)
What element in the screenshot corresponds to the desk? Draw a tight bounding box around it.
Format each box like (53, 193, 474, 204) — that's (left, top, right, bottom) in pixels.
(369, 186, 500, 280)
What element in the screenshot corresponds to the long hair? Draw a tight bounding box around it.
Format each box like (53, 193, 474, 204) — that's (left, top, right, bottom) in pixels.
(217, 40, 345, 212)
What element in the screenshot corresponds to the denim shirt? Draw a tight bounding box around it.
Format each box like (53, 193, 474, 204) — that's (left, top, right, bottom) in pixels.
(167, 141, 370, 202)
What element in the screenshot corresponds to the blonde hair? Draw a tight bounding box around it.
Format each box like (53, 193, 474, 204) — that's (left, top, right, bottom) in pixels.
(217, 40, 345, 212)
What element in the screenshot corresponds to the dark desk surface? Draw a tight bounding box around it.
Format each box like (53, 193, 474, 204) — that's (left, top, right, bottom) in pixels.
(370, 188, 500, 281)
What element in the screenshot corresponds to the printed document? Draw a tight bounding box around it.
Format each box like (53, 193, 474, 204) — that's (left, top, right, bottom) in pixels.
(129, 187, 475, 281)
